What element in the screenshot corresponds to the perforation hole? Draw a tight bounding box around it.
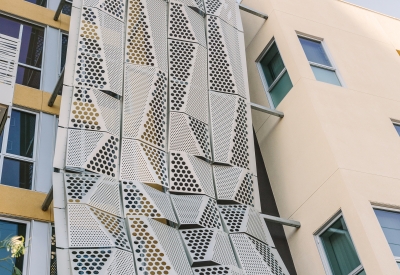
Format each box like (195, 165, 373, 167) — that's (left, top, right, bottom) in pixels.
(169, 3, 195, 41)
(218, 205, 246, 232)
(181, 229, 213, 261)
(99, 0, 125, 19)
(231, 98, 249, 168)
(170, 152, 200, 193)
(71, 249, 111, 275)
(86, 136, 119, 177)
(122, 181, 161, 218)
(65, 173, 100, 203)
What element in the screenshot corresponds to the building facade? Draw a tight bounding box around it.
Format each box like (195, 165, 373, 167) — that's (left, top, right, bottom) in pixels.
(1, 0, 400, 274)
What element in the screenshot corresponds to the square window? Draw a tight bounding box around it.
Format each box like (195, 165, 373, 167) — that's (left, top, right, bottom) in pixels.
(317, 215, 363, 275)
(0, 219, 27, 275)
(311, 65, 341, 86)
(258, 41, 293, 107)
(1, 158, 34, 189)
(6, 110, 36, 158)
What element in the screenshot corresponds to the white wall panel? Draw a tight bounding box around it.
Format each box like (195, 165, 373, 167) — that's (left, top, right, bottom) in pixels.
(42, 27, 61, 93)
(28, 221, 51, 275)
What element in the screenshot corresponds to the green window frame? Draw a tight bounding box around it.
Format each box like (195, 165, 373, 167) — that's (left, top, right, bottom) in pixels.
(315, 214, 365, 275)
(256, 39, 293, 108)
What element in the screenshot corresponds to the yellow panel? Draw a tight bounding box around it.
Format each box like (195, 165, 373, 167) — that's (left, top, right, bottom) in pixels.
(0, 185, 53, 222)
(397, 49, 400, 56)
(13, 84, 61, 115)
(42, 92, 61, 115)
(0, 0, 70, 32)
(13, 84, 42, 111)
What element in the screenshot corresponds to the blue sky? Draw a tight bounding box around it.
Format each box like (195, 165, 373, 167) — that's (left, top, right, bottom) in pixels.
(346, 0, 400, 19)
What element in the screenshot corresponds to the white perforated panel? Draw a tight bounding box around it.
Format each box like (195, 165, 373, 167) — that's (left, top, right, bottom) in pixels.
(213, 165, 255, 206)
(204, 0, 242, 31)
(180, 229, 238, 267)
(83, 0, 126, 21)
(66, 129, 119, 178)
(169, 112, 211, 160)
(206, 16, 248, 99)
(169, 40, 208, 123)
(64, 173, 122, 216)
(120, 139, 168, 187)
(170, 151, 214, 198)
(126, 216, 193, 275)
(67, 204, 131, 250)
(218, 205, 273, 246)
(121, 180, 177, 223)
(75, 7, 124, 95)
(68, 87, 121, 136)
(193, 266, 244, 275)
(123, 64, 168, 150)
(169, 1, 206, 47)
(210, 92, 255, 172)
(171, 195, 222, 229)
(230, 233, 273, 275)
(248, 236, 289, 275)
(125, 0, 168, 72)
(68, 248, 135, 275)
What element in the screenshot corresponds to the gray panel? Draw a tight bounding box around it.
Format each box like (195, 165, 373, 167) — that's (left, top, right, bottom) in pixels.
(42, 27, 61, 93)
(35, 113, 57, 192)
(29, 221, 51, 275)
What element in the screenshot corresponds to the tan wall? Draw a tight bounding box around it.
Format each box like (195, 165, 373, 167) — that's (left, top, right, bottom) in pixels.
(242, 0, 400, 274)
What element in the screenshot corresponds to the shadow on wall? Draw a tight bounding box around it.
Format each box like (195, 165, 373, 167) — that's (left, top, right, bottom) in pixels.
(254, 129, 297, 275)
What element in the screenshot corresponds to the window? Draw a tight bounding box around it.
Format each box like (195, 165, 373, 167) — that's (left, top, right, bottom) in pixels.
(0, 218, 28, 275)
(393, 123, 400, 136)
(316, 215, 364, 275)
(374, 208, 400, 266)
(0, 15, 45, 89)
(62, 1, 73, 15)
(257, 40, 293, 108)
(0, 109, 38, 190)
(60, 33, 69, 72)
(298, 36, 342, 86)
(25, 0, 47, 7)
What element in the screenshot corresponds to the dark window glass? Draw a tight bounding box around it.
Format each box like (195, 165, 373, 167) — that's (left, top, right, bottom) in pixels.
(0, 16, 21, 39)
(299, 37, 331, 66)
(50, 227, 57, 274)
(16, 66, 41, 89)
(7, 110, 36, 158)
(394, 124, 400, 136)
(320, 217, 361, 275)
(60, 34, 69, 71)
(260, 43, 285, 85)
(0, 220, 26, 275)
(1, 158, 33, 189)
(0, 130, 3, 153)
(375, 209, 400, 257)
(19, 25, 45, 68)
(62, 2, 72, 15)
(25, 0, 47, 7)
(269, 71, 293, 107)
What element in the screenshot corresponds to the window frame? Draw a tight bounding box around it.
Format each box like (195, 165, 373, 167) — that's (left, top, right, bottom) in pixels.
(0, 107, 39, 190)
(255, 38, 290, 109)
(314, 212, 364, 275)
(297, 33, 344, 86)
(373, 205, 400, 265)
(0, 216, 31, 275)
(0, 12, 47, 90)
(59, 31, 69, 74)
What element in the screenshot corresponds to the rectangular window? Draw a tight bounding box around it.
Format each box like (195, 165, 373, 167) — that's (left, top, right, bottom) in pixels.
(62, 1, 73, 16)
(374, 208, 400, 267)
(0, 15, 45, 89)
(316, 214, 364, 275)
(256, 40, 293, 108)
(0, 218, 28, 275)
(25, 0, 47, 7)
(0, 109, 38, 190)
(60, 33, 69, 72)
(298, 36, 342, 86)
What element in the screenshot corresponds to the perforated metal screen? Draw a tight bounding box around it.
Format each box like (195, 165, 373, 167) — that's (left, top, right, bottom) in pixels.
(53, 0, 289, 274)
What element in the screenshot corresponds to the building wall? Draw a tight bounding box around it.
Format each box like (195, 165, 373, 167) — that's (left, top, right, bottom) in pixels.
(242, 0, 400, 274)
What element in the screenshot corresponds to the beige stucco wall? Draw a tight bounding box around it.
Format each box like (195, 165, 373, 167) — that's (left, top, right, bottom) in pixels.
(241, 0, 400, 274)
